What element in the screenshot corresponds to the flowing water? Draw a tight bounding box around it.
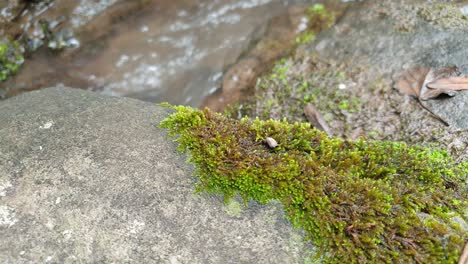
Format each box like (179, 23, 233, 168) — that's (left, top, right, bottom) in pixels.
(3, 0, 320, 106)
(85, 0, 316, 106)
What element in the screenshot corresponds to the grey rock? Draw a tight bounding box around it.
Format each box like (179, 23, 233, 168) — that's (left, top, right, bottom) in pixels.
(0, 87, 313, 263)
(422, 92, 468, 130)
(309, 0, 468, 130)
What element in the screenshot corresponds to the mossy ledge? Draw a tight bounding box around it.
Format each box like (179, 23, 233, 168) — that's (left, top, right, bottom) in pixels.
(159, 104, 467, 263)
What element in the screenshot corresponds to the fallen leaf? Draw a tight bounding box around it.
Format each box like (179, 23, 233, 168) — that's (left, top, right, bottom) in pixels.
(426, 76, 468, 90)
(420, 66, 464, 100)
(420, 86, 458, 100)
(395, 66, 467, 100)
(394, 67, 429, 98)
(304, 103, 333, 136)
(393, 66, 459, 126)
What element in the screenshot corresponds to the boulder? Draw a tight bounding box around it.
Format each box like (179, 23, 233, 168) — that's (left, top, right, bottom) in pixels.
(0, 86, 312, 263)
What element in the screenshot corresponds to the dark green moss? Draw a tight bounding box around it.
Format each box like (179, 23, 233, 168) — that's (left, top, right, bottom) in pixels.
(160, 105, 467, 263)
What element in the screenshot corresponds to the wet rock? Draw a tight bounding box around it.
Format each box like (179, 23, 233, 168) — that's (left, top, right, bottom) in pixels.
(47, 28, 80, 50)
(0, 86, 313, 263)
(0, 1, 24, 24)
(0, 0, 147, 93)
(223, 57, 261, 95)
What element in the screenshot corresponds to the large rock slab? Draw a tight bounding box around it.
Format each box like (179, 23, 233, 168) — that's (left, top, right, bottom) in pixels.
(0, 87, 312, 263)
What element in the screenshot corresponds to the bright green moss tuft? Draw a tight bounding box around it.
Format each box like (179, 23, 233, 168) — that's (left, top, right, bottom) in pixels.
(160, 105, 467, 263)
(0, 39, 24, 81)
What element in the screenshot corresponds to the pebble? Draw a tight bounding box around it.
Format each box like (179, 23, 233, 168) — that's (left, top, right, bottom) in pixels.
(265, 137, 278, 148)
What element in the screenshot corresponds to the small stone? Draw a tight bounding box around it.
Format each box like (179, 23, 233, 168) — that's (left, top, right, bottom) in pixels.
(140, 25, 149, 32)
(66, 38, 80, 49)
(47, 40, 58, 49)
(265, 137, 278, 148)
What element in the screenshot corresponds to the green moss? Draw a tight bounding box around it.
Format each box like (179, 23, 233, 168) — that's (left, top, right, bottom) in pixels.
(160, 104, 467, 263)
(250, 56, 361, 124)
(295, 32, 315, 45)
(0, 39, 24, 81)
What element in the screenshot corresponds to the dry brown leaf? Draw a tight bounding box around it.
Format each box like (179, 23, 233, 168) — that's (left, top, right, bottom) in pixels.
(394, 67, 429, 98)
(427, 76, 468, 90)
(395, 66, 467, 100)
(420, 85, 458, 100)
(304, 103, 333, 136)
(420, 66, 463, 100)
(393, 66, 459, 126)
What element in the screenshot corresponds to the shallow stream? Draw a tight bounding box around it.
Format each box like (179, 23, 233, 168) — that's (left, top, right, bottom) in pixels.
(3, 0, 317, 106)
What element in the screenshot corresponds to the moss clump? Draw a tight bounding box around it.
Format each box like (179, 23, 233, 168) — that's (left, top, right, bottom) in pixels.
(160, 105, 467, 263)
(0, 39, 24, 81)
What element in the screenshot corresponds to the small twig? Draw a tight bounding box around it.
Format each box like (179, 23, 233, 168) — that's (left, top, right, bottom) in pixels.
(304, 103, 333, 136)
(417, 100, 449, 126)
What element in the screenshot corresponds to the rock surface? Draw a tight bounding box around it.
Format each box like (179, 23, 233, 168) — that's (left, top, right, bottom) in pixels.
(310, 0, 468, 130)
(0, 87, 312, 263)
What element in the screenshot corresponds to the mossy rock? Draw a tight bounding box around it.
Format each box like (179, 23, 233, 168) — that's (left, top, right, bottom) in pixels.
(160, 104, 467, 263)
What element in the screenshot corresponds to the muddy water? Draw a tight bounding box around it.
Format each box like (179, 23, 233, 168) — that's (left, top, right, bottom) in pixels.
(3, 0, 315, 106)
